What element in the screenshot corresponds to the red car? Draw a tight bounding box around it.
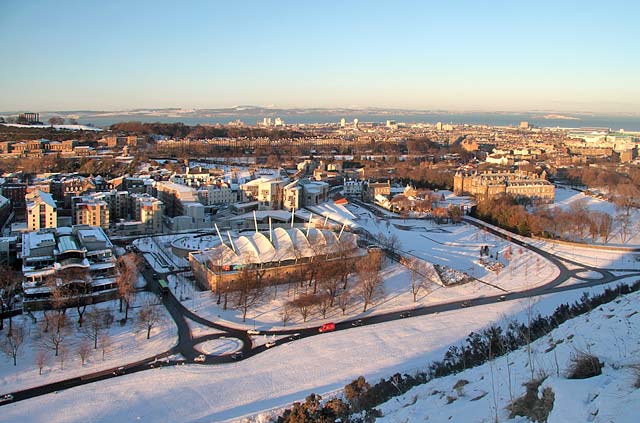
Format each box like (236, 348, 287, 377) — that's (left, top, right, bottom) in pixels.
(319, 322, 336, 333)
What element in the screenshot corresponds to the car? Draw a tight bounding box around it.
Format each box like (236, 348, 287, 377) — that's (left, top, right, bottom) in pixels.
(265, 340, 276, 348)
(0, 394, 13, 403)
(288, 333, 301, 341)
(319, 322, 336, 333)
(247, 329, 260, 335)
(498, 295, 507, 301)
(231, 351, 244, 360)
(400, 311, 411, 318)
(351, 319, 363, 327)
(113, 366, 126, 376)
(461, 301, 472, 308)
(194, 354, 206, 363)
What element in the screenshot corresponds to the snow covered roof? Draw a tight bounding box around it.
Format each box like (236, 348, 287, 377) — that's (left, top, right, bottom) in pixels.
(192, 228, 357, 268)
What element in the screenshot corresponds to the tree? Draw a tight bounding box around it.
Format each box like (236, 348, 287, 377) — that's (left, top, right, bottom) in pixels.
(0, 325, 24, 366)
(207, 248, 226, 305)
(344, 376, 371, 412)
(48, 116, 64, 125)
(41, 315, 69, 356)
(356, 250, 384, 312)
(77, 340, 91, 365)
(280, 304, 292, 327)
(35, 350, 48, 375)
(616, 212, 634, 244)
(317, 261, 341, 307)
(100, 334, 112, 360)
(136, 299, 164, 339)
(288, 293, 317, 322)
(82, 307, 114, 349)
(0, 267, 19, 333)
(58, 346, 68, 370)
(598, 213, 613, 243)
(314, 293, 333, 319)
(232, 268, 264, 322)
(336, 290, 352, 315)
(58, 267, 92, 327)
(406, 258, 435, 302)
(116, 253, 139, 322)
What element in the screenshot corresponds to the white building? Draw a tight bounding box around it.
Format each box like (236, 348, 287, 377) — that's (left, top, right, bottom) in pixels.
(343, 180, 363, 196)
(26, 190, 57, 231)
(20, 225, 118, 311)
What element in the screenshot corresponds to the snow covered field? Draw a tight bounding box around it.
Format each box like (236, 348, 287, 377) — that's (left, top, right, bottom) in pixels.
(552, 186, 640, 245)
(377, 288, 640, 423)
(2, 280, 635, 423)
(0, 289, 176, 395)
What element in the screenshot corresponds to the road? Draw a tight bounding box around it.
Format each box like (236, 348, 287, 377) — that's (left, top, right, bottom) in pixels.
(1, 214, 638, 406)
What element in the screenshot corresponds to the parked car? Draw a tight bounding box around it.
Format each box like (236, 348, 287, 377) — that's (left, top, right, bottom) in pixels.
(247, 329, 260, 335)
(113, 366, 126, 376)
(461, 301, 472, 307)
(265, 340, 276, 348)
(400, 311, 411, 318)
(288, 333, 301, 341)
(319, 322, 336, 333)
(0, 394, 13, 403)
(498, 295, 507, 301)
(194, 354, 206, 363)
(351, 319, 363, 327)
(231, 351, 244, 360)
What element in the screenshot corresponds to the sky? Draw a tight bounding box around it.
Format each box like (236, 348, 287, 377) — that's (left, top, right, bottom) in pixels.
(1, 0, 639, 113)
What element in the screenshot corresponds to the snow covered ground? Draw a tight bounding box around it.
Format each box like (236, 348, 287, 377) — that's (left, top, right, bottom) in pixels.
(552, 186, 640, 245)
(377, 288, 640, 423)
(2, 280, 635, 423)
(0, 288, 177, 394)
(0, 123, 102, 131)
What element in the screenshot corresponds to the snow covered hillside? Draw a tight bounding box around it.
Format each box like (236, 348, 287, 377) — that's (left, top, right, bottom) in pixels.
(377, 290, 640, 423)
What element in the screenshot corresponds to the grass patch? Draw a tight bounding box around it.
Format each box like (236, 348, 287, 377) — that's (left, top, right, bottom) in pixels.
(567, 352, 604, 379)
(507, 378, 555, 422)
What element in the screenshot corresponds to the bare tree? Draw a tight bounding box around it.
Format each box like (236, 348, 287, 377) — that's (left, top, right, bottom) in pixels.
(0, 267, 20, 333)
(356, 250, 384, 312)
(58, 346, 68, 370)
(0, 325, 24, 365)
(616, 212, 633, 244)
(136, 299, 164, 339)
(100, 334, 112, 360)
(405, 257, 433, 302)
(82, 307, 114, 349)
(288, 293, 317, 322)
(41, 316, 69, 356)
(318, 261, 342, 307)
(35, 350, 48, 375)
(58, 267, 92, 327)
(281, 304, 292, 327)
(116, 253, 139, 322)
(598, 213, 613, 243)
(336, 290, 352, 315)
(207, 248, 226, 304)
(77, 340, 91, 365)
(232, 268, 264, 322)
(314, 293, 333, 319)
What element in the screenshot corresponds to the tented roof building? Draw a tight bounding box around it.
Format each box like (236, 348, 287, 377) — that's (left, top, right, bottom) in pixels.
(190, 227, 358, 269)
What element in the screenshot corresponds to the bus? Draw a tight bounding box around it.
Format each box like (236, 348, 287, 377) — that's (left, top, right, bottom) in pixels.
(158, 279, 169, 295)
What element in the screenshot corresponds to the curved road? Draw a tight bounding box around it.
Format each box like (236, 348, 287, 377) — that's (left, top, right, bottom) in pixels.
(2, 215, 638, 406)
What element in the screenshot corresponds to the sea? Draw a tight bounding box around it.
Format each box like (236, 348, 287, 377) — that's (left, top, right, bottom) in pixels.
(78, 112, 640, 132)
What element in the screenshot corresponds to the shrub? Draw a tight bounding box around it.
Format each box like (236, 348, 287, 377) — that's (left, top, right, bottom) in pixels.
(566, 352, 603, 379)
(507, 378, 555, 422)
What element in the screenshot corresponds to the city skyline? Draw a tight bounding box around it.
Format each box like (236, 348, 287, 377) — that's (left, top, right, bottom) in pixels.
(1, 0, 639, 113)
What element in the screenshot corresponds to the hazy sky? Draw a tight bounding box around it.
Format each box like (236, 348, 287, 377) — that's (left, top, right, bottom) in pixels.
(1, 0, 639, 113)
